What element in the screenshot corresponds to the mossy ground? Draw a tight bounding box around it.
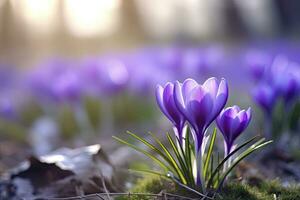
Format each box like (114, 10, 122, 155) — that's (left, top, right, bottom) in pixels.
(218, 181, 300, 200)
(117, 176, 300, 200)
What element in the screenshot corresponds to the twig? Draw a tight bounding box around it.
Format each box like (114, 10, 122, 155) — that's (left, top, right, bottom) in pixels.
(32, 192, 197, 200)
(99, 173, 112, 200)
(167, 172, 214, 199)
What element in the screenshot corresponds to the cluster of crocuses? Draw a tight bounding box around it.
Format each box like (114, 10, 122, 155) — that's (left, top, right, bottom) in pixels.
(156, 77, 244, 154)
(0, 47, 221, 138)
(115, 77, 271, 195)
(157, 77, 251, 185)
(247, 52, 300, 139)
(25, 47, 221, 107)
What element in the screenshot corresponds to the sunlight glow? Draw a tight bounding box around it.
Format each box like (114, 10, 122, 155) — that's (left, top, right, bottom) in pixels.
(63, 0, 122, 37)
(10, 0, 59, 35)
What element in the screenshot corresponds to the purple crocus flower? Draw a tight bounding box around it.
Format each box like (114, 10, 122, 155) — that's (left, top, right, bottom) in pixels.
(216, 106, 252, 155)
(270, 59, 300, 103)
(245, 51, 271, 81)
(81, 56, 130, 97)
(156, 82, 186, 144)
(183, 47, 223, 75)
(281, 75, 300, 103)
(174, 77, 228, 152)
(26, 59, 71, 103)
(126, 49, 176, 95)
(52, 69, 82, 103)
(252, 84, 277, 115)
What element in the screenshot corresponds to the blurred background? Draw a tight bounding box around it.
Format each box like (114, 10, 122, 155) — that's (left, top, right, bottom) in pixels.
(0, 0, 300, 171)
(0, 0, 300, 65)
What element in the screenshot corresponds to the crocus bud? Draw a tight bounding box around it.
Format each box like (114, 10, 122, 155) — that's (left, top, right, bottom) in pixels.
(217, 106, 252, 155)
(156, 82, 185, 144)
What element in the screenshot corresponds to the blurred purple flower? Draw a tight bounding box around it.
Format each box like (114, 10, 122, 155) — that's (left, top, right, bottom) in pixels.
(281, 75, 300, 103)
(252, 84, 277, 115)
(0, 65, 17, 119)
(245, 51, 271, 81)
(81, 56, 129, 97)
(156, 82, 186, 144)
(52, 69, 82, 103)
(158, 47, 183, 72)
(0, 96, 16, 120)
(126, 50, 174, 94)
(174, 77, 228, 151)
(26, 59, 71, 103)
(182, 47, 223, 77)
(270, 57, 300, 103)
(216, 106, 251, 155)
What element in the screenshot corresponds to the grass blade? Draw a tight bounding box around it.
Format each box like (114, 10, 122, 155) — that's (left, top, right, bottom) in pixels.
(113, 136, 170, 172)
(217, 140, 272, 189)
(129, 168, 168, 178)
(125, 131, 182, 176)
(166, 133, 194, 185)
(207, 135, 259, 188)
(203, 128, 217, 179)
(126, 131, 171, 162)
(184, 131, 195, 186)
(148, 132, 187, 184)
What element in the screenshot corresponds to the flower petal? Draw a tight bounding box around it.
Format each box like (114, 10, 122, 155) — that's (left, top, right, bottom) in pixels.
(182, 78, 198, 102)
(156, 84, 172, 121)
(186, 86, 213, 134)
(209, 78, 228, 125)
(203, 77, 219, 98)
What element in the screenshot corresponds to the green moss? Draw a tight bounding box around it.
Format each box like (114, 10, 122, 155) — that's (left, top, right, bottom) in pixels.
(218, 181, 300, 200)
(217, 183, 270, 200)
(130, 176, 175, 200)
(256, 181, 300, 200)
(131, 175, 174, 194)
(116, 175, 176, 200)
(118, 176, 300, 200)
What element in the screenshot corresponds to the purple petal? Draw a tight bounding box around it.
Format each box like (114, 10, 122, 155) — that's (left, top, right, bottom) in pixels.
(208, 78, 228, 125)
(203, 77, 218, 98)
(186, 86, 213, 134)
(156, 85, 172, 121)
(163, 83, 182, 124)
(182, 78, 198, 102)
(174, 81, 187, 116)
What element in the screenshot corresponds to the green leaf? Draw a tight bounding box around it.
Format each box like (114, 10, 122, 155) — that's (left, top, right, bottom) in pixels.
(126, 131, 170, 161)
(217, 140, 272, 189)
(125, 131, 181, 177)
(184, 130, 195, 187)
(185, 130, 192, 169)
(166, 133, 194, 185)
(113, 136, 170, 172)
(174, 134, 196, 187)
(129, 168, 168, 178)
(207, 135, 259, 188)
(148, 132, 187, 184)
(203, 128, 217, 179)
(216, 151, 220, 187)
